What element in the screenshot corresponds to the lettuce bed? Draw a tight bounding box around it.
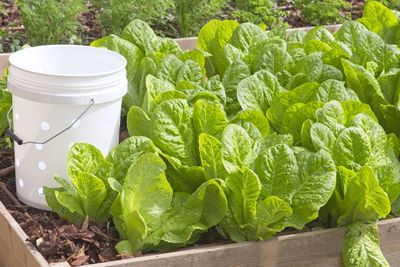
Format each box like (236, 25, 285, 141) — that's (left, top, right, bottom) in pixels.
(43, 1, 400, 266)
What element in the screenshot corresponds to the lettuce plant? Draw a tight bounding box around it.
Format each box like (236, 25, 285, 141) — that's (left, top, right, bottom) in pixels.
(0, 72, 11, 139)
(111, 152, 227, 254)
(44, 2, 400, 265)
(45, 137, 227, 253)
(44, 137, 157, 225)
(220, 129, 336, 241)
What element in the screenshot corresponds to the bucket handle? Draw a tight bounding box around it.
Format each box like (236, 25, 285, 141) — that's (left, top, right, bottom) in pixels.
(6, 98, 95, 145)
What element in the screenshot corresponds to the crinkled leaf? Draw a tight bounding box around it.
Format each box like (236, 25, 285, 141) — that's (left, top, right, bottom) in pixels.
(148, 180, 227, 245)
(226, 167, 260, 226)
(121, 153, 172, 229)
(281, 102, 323, 145)
(221, 124, 257, 174)
(68, 143, 113, 182)
(231, 22, 266, 53)
(199, 133, 227, 179)
(121, 19, 158, 54)
(253, 144, 297, 201)
(127, 106, 151, 138)
(245, 196, 292, 240)
(91, 34, 145, 110)
(193, 99, 228, 139)
(332, 127, 371, 170)
(342, 222, 390, 267)
(151, 99, 197, 166)
(107, 136, 157, 182)
(231, 109, 270, 137)
(337, 166, 390, 225)
(285, 149, 336, 229)
(70, 172, 107, 221)
(237, 70, 280, 113)
(310, 122, 335, 152)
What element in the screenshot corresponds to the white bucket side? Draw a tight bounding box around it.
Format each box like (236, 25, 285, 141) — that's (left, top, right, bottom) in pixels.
(7, 45, 127, 210)
(13, 96, 121, 210)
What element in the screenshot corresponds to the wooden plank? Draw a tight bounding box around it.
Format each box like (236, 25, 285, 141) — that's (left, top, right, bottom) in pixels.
(1, 208, 399, 267)
(175, 37, 198, 51)
(0, 53, 9, 75)
(0, 202, 49, 267)
(88, 218, 400, 267)
(378, 217, 400, 265)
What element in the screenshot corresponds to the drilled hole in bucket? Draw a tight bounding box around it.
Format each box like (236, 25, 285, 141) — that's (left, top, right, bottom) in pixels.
(38, 187, 44, 196)
(15, 158, 20, 167)
(41, 122, 50, 131)
(38, 161, 46, 170)
(18, 179, 24, 188)
(15, 113, 20, 120)
(35, 144, 43, 150)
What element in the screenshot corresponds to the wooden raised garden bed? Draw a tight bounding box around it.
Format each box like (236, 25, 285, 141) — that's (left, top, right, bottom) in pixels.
(1, 198, 400, 267)
(2, 24, 398, 267)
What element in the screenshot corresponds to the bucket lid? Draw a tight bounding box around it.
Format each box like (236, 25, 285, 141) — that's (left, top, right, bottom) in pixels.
(7, 45, 128, 105)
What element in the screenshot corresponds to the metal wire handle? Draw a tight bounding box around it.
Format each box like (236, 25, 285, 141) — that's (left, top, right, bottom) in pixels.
(6, 98, 95, 145)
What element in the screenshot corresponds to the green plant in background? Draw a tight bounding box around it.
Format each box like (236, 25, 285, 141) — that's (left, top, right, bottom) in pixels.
(294, 0, 351, 25)
(93, 0, 173, 36)
(232, 0, 287, 28)
(0, 70, 12, 148)
(174, 0, 228, 37)
(17, 0, 85, 46)
(375, 0, 400, 10)
(0, 30, 24, 53)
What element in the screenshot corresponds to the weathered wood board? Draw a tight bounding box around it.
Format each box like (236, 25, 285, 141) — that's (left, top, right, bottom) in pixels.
(1, 197, 400, 267)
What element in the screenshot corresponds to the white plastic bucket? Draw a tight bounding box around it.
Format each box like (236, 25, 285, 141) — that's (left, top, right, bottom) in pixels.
(7, 45, 127, 210)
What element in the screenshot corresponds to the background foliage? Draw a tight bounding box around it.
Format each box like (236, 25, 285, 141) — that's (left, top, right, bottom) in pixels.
(0, 0, 380, 51)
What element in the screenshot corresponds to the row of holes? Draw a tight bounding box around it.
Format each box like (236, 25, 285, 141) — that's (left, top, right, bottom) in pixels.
(14, 114, 81, 197)
(18, 179, 43, 195)
(15, 113, 81, 131)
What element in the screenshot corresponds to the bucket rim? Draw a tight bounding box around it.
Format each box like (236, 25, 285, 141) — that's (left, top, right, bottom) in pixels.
(8, 44, 127, 78)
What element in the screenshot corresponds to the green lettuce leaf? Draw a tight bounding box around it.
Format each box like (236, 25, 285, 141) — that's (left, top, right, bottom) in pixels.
(342, 222, 389, 267)
(221, 124, 257, 174)
(199, 133, 227, 179)
(150, 99, 197, 166)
